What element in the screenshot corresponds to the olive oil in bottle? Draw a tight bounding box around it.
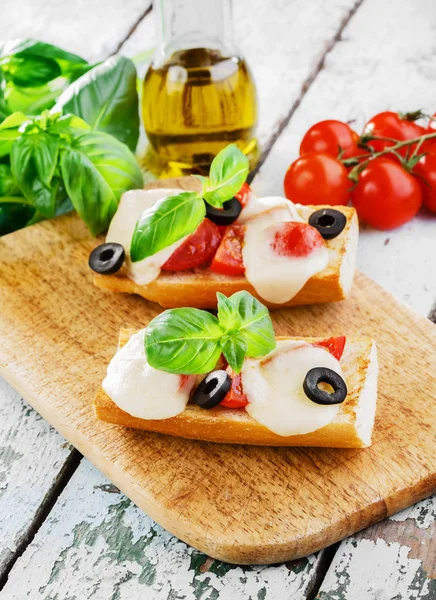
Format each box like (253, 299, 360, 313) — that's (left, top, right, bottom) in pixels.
(142, 0, 258, 177)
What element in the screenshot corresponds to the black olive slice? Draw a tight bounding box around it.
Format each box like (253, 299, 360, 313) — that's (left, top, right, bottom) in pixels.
(204, 196, 242, 226)
(303, 367, 347, 405)
(89, 243, 125, 274)
(308, 209, 347, 240)
(192, 370, 231, 409)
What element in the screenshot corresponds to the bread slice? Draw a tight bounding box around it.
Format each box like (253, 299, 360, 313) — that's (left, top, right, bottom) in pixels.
(93, 205, 358, 309)
(94, 329, 378, 448)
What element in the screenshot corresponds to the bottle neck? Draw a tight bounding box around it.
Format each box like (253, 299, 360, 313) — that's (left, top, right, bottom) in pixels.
(152, 0, 237, 65)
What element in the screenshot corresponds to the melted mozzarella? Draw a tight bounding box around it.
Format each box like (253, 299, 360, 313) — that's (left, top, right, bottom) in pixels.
(106, 188, 188, 285)
(241, 197, 329, 303)
(102, 330, 194, 419)
(242, 340, 343, 436)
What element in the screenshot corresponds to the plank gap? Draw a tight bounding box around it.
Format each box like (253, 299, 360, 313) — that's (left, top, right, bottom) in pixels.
(248, 0, 365, 182)
(305, 544, 340, 600)
(0, 449, 83, 591)
(112, 4, 153, 56)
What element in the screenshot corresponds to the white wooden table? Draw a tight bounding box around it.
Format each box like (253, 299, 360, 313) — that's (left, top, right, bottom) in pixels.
(1, 1, 436, 598)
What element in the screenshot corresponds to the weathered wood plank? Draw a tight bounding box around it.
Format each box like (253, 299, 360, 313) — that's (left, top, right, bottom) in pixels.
(0, 0, 151, 62)
(254, 0, 436, 316)
(119, 0, 362, 150)
(0, 379, 76, 581)
(1, 460, 325, 600)
(317, 498, 436, 599)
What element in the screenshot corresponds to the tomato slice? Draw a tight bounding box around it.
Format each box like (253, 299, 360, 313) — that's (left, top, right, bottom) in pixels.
(161, 218, 221, 271)
(235, 182, 252, 208)
(271, 222, 325, 258)
(220, 367, 248, 408)
(210, 224, 245, 276)
(179, 374, 195, 391)
(315, 336, 346, 360)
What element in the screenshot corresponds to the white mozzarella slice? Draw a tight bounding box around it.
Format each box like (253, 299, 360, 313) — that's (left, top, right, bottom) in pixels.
(242, 340, 343, 436)
(106, 188, 188, 285)
(102, 329, 194, 420)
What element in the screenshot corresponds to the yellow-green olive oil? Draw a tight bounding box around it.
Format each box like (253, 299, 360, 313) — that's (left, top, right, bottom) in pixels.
(142, 48, 258, 177)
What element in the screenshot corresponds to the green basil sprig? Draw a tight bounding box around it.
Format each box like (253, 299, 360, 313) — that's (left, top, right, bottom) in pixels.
(130, 144, 249, 262)
(1, 110, 142, 236)
(144, 291, 276, 375)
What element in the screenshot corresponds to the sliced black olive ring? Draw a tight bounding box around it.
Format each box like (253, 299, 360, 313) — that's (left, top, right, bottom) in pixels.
(204, 196, 242, 226)
(89, 242, 125, 274)
(308, 208, 347, 240)
(303, 367, 347, 405)
(192, 370, 231, 409)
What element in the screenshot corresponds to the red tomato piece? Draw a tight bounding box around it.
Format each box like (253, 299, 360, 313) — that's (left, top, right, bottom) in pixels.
(179, 374, 195, 391)
(363, 111, 425, 158)
(413, 147, 436, 213)
(210, 224, 245, 276)
(300, 120, 360, 159)
(271, 222, 325, 258)
(235, 182, 252, 208)
(283, 152, 351, 206)
(315, 336, 346, 360)
(161, 218, 221, 271)
(220, 368, 248, 408)
(351, 157, 422, 230)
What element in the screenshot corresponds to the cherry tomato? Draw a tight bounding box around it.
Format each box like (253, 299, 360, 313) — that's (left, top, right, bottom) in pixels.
(363, 111, 425, 158)
(351, 158, 422, 230)
(315, 336, 346, 360)
(210, 224, 245, 276)
(220, 368, 248, 408)
(162, 218, 221, 271)
(413, 147, 436, 213)
(284, 152, 351, 206)
(179, 374, 195, 391)
(300, 120, 360, 159)
(271, 222, 325, 258)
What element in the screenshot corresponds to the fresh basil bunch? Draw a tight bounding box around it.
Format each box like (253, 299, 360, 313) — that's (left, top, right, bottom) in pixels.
(130, 144, 249, 262)
(0, 39, 142, 236)
(1, 110, 142, 235)
(144, 291, 276, 375)
(0, 39, 93, 120)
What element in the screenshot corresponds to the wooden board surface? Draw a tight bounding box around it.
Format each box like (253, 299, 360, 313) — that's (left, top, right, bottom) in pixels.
(1, 179, 436, 565)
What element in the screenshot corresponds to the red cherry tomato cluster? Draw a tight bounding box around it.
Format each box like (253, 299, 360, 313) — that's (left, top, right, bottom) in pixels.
(283, 113, 436, 230)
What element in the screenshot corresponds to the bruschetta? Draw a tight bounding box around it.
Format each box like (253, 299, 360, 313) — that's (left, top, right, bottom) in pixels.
(89, 145, 358, 309)
(94, 292, 378, 448)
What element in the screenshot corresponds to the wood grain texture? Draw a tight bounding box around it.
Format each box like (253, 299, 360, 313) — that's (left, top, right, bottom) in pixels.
(254, 0, 436, 317)
(1, 178, 436, 564)
(1, 461, 324, 600)
(0, 0, 151, 63)
(0, 379, 75, 579)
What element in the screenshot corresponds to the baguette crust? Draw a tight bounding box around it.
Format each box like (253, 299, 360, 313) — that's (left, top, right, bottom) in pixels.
(94, 330, 377, 448)
(93, 205, 358, 309)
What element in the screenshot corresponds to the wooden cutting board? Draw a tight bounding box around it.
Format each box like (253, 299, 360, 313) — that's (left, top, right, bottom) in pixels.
(1, 178, 436, 565)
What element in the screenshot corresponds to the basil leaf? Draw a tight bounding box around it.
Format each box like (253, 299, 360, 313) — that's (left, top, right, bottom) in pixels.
(218, 291, 276, 357)
(0, 112, 28, 129)
(0, 201, 35, 236)
(217, 292, 242, 331)
(48, 113, 91, 136)
(0, 164, 20, 196)
(0, 128, 21, 157)
(11, 133, 60, 217)
(130, 191, 205, 262)
(0, 39, 87, 71)
(54, 56, 140, 151)
(5, 56, 61, 88)
(202, 144, 249, 207)
(221, 335, 247, 374)
(60, 131, 143, 236)
(145, 308, 224, 375)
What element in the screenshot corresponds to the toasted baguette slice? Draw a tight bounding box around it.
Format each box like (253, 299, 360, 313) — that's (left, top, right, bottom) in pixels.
(93, 205, 358, 309)
(94, 329, 378, 448)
